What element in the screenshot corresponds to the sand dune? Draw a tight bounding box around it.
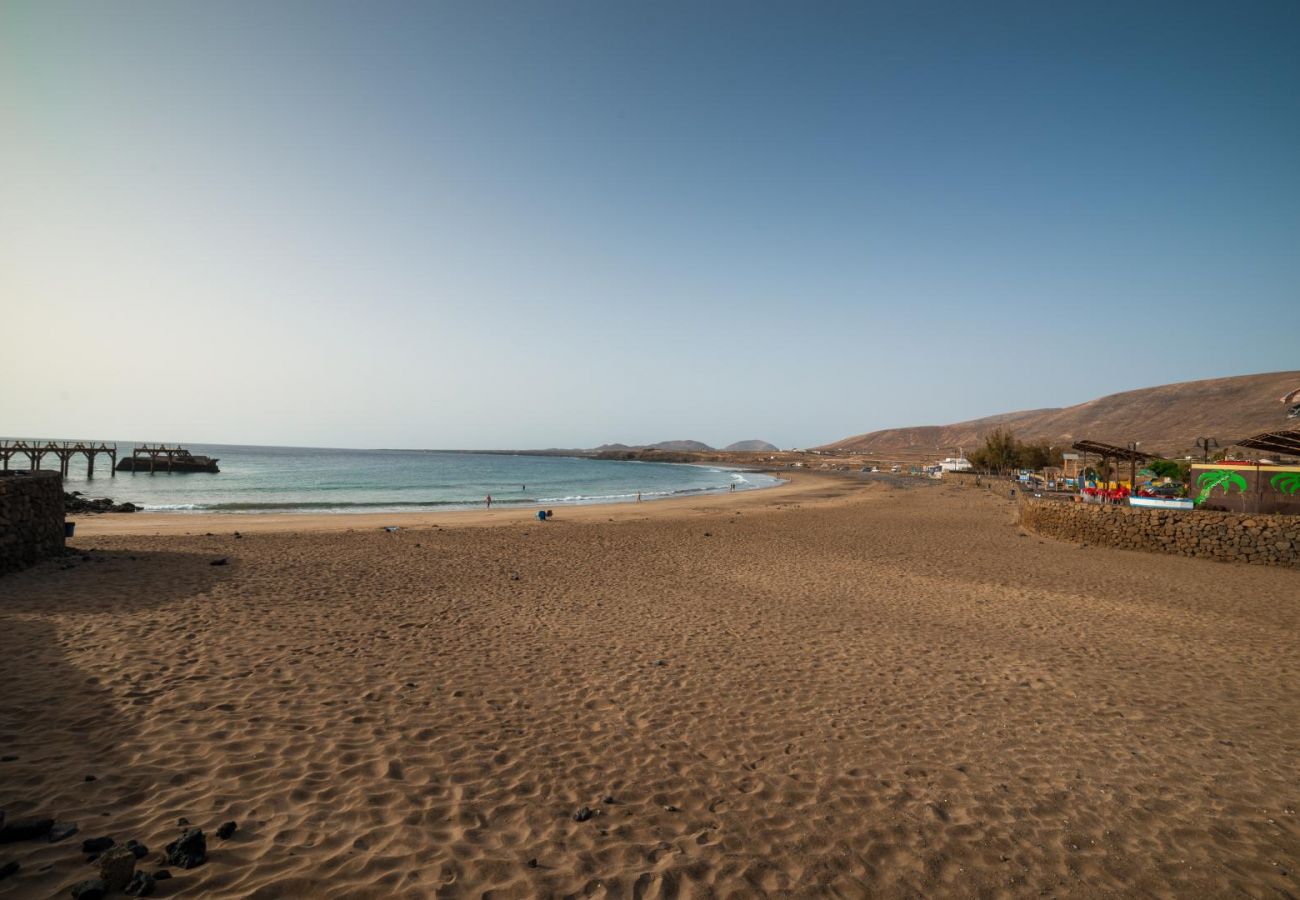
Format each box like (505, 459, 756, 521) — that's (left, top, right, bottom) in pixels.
(1, 476, 1296, 897)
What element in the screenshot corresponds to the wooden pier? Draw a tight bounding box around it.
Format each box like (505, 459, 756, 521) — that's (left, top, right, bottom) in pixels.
(0, 440, 117, 477)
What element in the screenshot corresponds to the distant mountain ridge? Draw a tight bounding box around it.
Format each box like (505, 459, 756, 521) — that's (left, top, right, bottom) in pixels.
(590, 438, 778, 453)
(723, 440, 780, 452)
(822, 371, 1300, 457)
(648, 440, 714, 452)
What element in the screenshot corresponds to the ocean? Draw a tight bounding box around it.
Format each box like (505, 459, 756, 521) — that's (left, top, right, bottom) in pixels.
(41, 443, 781, 514)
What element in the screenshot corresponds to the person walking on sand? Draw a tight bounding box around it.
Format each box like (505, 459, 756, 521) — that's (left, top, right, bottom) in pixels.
(485, 494, 492, 509)
(637, 491, 641, 502)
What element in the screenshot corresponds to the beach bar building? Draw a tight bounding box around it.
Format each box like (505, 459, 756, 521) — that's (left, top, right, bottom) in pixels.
(1061, 453, 1083, 483)
(1071, 439, 1157, 495)
(1191, 429, 1300, 515)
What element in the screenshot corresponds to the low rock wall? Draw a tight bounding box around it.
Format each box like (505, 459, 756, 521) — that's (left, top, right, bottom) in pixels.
(1018, 495, 1299, 568)
(0, 470, 66, 575)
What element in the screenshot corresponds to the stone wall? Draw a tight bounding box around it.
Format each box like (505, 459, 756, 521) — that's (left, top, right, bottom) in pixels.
(0, 470, 66, 575)
(1018, 495, 1299, 568)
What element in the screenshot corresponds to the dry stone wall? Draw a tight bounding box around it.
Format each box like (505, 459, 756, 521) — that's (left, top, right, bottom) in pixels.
(1018, 495, 1299, 568)
(0, 470, 65, 575)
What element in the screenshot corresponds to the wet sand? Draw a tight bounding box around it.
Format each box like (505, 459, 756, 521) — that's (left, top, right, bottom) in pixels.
(1, 476, 1296, 898)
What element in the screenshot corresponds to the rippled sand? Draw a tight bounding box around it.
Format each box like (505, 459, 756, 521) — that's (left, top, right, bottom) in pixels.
(1, 477, 1296, 898)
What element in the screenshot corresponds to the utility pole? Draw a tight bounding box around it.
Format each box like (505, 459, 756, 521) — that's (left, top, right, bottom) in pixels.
(1127, 441, 1140, 496)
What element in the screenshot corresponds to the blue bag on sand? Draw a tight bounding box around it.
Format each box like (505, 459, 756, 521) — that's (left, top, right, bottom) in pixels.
(537, 510, 547, 521)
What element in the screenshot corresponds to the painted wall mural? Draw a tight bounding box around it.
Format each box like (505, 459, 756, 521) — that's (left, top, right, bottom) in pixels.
(1271, 471, 1300, 495)
(1190, 464, 1300, 515)
(1195, 469, 1248, 505)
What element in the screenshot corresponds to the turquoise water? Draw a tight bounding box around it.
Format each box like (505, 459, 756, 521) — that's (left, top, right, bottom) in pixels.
(43, 444, 780, 513)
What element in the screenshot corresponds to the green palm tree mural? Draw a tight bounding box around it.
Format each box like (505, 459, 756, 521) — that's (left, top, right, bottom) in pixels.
(1271, 472, 1300, 495)
(1195, 469, 1248, 505)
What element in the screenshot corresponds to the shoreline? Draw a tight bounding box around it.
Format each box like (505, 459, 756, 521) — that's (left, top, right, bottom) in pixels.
(59, 455, 787, 531)
(70, 470, 842, 536)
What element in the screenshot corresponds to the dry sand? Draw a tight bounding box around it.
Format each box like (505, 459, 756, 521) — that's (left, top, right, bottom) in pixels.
(1, 475, 1296, 898)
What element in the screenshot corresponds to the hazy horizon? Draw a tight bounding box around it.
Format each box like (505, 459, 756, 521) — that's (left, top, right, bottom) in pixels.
(5, 365, 1296, 454)
(3, 2, 1297, 449)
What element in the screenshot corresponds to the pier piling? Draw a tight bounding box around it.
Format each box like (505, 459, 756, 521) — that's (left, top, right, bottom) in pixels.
(0, 441, 118, 478)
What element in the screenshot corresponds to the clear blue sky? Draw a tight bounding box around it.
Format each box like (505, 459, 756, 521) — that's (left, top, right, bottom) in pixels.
(2, 1, 1296, 449)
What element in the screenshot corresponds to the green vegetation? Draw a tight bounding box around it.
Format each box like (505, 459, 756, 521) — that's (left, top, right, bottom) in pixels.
(967, 428, 1063, 474)
(1147, 459, 1182, 479)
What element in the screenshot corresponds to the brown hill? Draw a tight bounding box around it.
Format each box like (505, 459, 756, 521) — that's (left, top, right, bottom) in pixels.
(723, 440, 780, 452)
(823, 371, 1300, 458)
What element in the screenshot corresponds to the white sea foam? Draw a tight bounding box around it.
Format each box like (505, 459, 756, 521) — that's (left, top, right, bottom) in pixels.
(536, 490, 675, 503)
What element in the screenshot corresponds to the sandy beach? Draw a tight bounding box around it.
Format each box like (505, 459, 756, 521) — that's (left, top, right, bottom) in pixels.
(1, 474, 1296, 898)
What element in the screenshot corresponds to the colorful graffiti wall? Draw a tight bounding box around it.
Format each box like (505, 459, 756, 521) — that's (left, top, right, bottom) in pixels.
(1190, 463, 1300, 515)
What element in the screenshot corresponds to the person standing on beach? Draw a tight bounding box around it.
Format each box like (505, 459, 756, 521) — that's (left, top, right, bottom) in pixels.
(485, 494, 492, 508)
(636, 491, 641, 502)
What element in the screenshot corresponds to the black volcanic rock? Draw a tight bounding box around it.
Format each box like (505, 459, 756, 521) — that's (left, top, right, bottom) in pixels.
(97, 846, 135, 892)
(125, 870, 156, 897)
(63, 493, 139, 514)
(69, 880, 107, 900)
(164, 828, 206, 869)
(49, 822, 79, 843)
(0, 817, 52, 843)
